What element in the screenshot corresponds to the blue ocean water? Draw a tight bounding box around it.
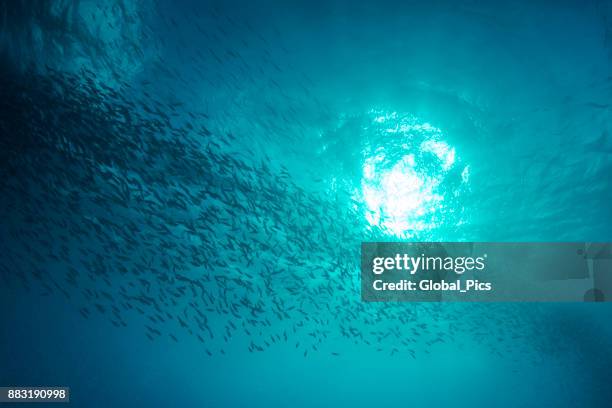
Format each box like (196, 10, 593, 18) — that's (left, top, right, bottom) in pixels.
(1, 0, 612, 406)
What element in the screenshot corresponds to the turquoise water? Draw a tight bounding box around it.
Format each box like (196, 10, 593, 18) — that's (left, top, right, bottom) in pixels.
(1, 0, 612, 406)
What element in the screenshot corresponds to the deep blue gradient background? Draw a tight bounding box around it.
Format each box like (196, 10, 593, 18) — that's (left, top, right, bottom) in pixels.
(1, 0, 612, 406)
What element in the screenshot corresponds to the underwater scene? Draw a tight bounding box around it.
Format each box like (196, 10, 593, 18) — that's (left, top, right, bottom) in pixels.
(1, 0, 612, 406)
